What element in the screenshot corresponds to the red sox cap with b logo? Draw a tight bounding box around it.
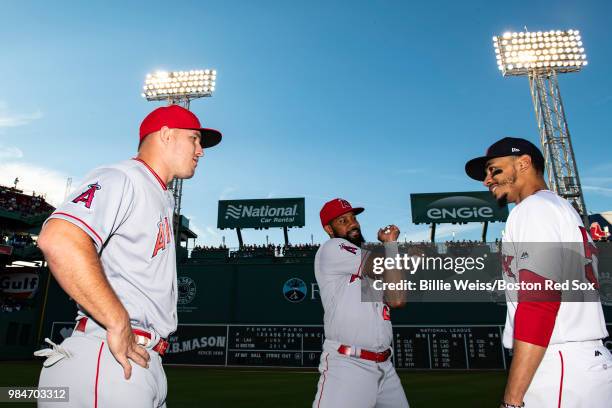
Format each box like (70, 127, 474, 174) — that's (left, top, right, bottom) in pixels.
(319, 198, 364, 227)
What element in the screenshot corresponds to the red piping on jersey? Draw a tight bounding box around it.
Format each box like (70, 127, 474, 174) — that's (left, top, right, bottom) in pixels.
(356, 249, 366, 277)
(349, 250, 367, 283)
(95, 341, 104, 408)
(317, 353, 329, 408)
(52, 212, 103, 246)
(557, 351, 564, 408)
(132, 158, 168, 190)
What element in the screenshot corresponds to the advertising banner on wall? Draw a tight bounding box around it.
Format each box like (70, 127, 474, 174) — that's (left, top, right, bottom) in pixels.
(217, 198, 305, 229)
(410, 191, 509, 224)
(163, 325, 227, 365)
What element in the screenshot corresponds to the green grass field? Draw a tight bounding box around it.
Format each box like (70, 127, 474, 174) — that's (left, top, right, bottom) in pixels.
(0, 361, 506, 407)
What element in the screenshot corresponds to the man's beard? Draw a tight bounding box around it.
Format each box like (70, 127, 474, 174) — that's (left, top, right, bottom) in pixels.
(493, 172, 517, 207)
(332, 226, 365, 247)
(497, 193, 508, 207)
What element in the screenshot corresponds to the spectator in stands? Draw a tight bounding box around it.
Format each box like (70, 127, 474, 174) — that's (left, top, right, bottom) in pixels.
(0, 185, 54, 216)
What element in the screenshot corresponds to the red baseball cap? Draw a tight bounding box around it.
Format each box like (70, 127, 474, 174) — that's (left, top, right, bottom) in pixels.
(320, 198, 364, 227)
(139, 105, 222, 148)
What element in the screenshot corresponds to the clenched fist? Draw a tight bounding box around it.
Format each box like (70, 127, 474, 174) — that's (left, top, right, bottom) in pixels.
(378, 224, 400, 242)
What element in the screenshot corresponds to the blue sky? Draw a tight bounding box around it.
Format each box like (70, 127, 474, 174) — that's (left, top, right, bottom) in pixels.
(1, 0, 611, 247)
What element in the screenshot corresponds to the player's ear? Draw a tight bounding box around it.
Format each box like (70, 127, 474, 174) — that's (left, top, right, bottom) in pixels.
(323, 224, 334, 238)
(516, 155, 532, 173)
(159, 126, 172, 145)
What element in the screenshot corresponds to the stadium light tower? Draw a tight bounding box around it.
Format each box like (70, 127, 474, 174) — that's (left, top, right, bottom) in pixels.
(141, 69, 217, 239)
(493, 29, 588, 217)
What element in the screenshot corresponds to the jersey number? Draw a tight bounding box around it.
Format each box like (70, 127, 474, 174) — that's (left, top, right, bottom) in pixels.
(579, 226, 599, 289)
(382, 304, 391, 321)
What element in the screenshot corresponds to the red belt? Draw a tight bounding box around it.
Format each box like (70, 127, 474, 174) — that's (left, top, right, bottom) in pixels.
(337, 345, 391, 363)
(75, 317, 169, 356)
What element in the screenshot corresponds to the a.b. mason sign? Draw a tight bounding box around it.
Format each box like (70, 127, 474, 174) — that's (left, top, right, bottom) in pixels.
(410, 192, 508, 224)
(217, 198, 305, 229)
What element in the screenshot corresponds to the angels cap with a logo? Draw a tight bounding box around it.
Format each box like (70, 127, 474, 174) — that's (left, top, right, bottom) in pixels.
(465, 137, 545, 181)
(139, 104, 222, 148)
(320, 198, 364, 227)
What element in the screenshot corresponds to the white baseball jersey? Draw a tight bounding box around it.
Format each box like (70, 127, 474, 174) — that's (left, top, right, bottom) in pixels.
(314, 238, 393, 351)
(46, 158, 177, 338)
(501, 190, 608, 348)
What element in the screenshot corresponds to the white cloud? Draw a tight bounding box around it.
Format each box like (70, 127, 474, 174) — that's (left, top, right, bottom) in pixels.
(203, 226, 224, 246)
(188, 222, 203, 238)
(0, 102, 43, 128)
(183, 214, 224, 246)
(0, 162, 73, 206)
(0, 146, 24, 160)
(219, 186, 238, 200)
(582, 176, 612, 187)
(584, 162, 612, 175)
(583, 185, 612, 197)
(183, 215, 204, 239)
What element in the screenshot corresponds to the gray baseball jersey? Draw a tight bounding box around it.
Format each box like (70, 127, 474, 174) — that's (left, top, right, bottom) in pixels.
(47, 158, 177, 338)
(313, 238, 408, 408)
(37, 158, 176, 407)
(314, 238, 393, 351)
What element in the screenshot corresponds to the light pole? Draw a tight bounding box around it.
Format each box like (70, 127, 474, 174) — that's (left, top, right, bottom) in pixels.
(141, 69, 217, 243)
(493, 30, 588, 219)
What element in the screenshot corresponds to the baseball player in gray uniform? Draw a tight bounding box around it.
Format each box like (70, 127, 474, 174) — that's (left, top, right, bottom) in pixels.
(312, 198, 409, 408)
(35, 105, 221, 407)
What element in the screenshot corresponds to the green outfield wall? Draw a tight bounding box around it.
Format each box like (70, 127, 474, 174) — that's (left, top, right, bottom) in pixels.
(5, 242, 612, 362)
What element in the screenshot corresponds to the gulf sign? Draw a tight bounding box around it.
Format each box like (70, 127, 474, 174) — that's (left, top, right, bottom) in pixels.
(0, 271, 40, 299)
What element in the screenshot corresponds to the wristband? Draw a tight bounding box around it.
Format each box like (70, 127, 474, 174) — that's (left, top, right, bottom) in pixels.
(500, 402, 524, 408)
(383, 241, 399, 258)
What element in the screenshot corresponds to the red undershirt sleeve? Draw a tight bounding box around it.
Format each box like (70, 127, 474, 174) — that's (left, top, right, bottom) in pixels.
(514, 269, 561, 347)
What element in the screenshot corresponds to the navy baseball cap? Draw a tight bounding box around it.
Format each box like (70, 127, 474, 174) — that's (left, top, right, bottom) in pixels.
(465, 137, 545, 181)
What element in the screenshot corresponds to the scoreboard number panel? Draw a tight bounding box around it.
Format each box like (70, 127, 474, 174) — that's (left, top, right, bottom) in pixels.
(227, 325, 323, 367)
(393, 326, 505, 369)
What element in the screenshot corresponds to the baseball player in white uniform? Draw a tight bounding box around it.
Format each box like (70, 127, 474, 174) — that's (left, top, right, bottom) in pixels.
(466, 137, 611, 407)
(312, 198, 409, 408)
(35, 105, 222, 407)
